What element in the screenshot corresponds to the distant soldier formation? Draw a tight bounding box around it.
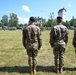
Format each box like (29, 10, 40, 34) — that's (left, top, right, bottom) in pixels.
(22, 16, 76, 74)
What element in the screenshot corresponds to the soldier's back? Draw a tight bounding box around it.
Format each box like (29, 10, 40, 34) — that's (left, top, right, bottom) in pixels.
(25, 25, 40, 50)
(53, 24, 68, 47)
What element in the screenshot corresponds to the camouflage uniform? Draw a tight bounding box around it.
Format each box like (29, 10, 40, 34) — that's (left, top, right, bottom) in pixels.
(22, 24, 42, 69)
(73, 29, 76, 57)
(73, 29, 76, 46)
(50, 24, 68, 71)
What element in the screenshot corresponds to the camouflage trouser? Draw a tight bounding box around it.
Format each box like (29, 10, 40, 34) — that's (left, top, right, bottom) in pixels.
(75, 48, 76, 57)
(53, 45, 65, 69)
(27, 49, 38, 67)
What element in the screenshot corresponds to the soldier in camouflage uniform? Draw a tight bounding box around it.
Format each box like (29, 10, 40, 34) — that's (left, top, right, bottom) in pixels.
(72, 29, 76, 69)
(50, 17, 68, 74)
(38, 23, 43, 31)
(22, 17, 42, 74)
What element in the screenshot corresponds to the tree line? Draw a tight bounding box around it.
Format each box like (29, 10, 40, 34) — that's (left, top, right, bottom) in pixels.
(0, 13, 28, 28)
(0, 13, 76, 28)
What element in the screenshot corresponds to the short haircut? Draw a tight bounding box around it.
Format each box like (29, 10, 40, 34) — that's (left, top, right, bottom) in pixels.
(30, 16, 36, 22)
(57, 16, 62, 23)
(57, 16, 62, 20)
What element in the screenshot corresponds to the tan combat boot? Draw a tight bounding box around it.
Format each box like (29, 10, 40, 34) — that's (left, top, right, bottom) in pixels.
(56, 68, 59, 74)
(59, 67, 63, 74)
(33, 67, 36, 74)
(30, 67, 33, 74)
(53, 67, 59, 74)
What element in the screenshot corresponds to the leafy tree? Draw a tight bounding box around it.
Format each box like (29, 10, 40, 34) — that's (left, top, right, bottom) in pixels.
(46, 12, 55, 27)
(42, 23, 48, 27)
(53, 19, 57, 26)
(74, 19, 76, 27)
(64, 21, 70, 27)
(41, 18, 46, 23)
(1, 15, 8, 26)
(18, 24, 23, 27)
(69, 16, 76, 27)
(9, 13, 18, 27)
(24, 23, 27, 26)
(47, 19, 53, 27)
(35, 16, 46, 24)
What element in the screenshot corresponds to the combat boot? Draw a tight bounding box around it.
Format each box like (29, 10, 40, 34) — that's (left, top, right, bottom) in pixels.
(74, 66, 76, 69)
(30, 67, 33, 74)
(56, 68, 59, 74)
(53, 67, 59, 74)
(59, 67, 63, 74)
(33, 67, 36, 74)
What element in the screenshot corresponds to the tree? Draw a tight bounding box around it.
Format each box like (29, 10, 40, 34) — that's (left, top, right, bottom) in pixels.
(46, 12, 55, 27)
(9, 13, 18, 27)
(49, 12, 54, 20)
(0, 22, 3, 27)
(1, 15, 8, 26)
(24, 23, 27, 26)
(47, 19, 53, 27)
(18, 23, 23, 27)
(64, 21, 70, 27)
(69, 16, 76, 27)
(35, 16, 46, 24)
(41, 18, 46, 23)
(42, 23, 48, 27)
(53, 19, 57, 26)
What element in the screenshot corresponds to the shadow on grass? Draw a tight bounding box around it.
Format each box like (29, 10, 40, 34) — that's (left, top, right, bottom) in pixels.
(0, 66, 54, 73)
(64, 67, 76, 71)
(0, 66, 29, 74)
(0, 66, 76, 74)
(37, 66, 54, 72)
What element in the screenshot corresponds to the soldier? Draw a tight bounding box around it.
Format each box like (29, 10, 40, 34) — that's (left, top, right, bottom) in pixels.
(38, 23, 43, 31)
(72, 29, 76, 69)
(50, 17, 68, 74)
(22, 16, 42, 74)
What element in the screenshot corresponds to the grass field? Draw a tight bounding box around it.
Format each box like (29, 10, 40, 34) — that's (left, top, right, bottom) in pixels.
(0, 30, 76, 75)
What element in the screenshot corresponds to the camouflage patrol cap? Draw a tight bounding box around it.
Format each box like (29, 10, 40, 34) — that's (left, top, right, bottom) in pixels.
(30, 16, 36, 22)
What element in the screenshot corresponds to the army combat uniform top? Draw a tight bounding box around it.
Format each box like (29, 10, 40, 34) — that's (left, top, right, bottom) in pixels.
(72, 29, 76, 57)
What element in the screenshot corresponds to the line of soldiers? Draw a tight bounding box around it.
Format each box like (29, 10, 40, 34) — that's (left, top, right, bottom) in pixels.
(22, 16, 76, 74)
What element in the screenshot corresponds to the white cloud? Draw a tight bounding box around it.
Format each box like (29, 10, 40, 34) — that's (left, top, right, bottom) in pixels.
(18, 16, 29, 24)
(22, 5, 30, 12)
(68, 3, 72, 7)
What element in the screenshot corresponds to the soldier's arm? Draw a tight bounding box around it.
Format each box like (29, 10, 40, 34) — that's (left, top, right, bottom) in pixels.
(22, 29, 27, 49)
(73, 30, 76, 47)
(65, 28, 68, 45)
(37, 28, 42, 50)
(49, 27, 55, 47)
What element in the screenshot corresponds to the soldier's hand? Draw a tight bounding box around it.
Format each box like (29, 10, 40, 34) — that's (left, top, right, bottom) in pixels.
(51, 45, 53, 48)
(24, 45, 27, 49)
(51, 44, 54, 48)
(65, 43, 67, 46)
(38, 46, 41, 50)
(73, 44, 76, 47)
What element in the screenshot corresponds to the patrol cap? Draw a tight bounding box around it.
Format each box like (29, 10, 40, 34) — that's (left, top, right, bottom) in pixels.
(57, 16, 62, 20)
(29, 16, 36, 22)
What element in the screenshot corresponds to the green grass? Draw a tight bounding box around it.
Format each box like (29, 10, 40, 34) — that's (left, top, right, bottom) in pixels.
(0, 30, 76, 75)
